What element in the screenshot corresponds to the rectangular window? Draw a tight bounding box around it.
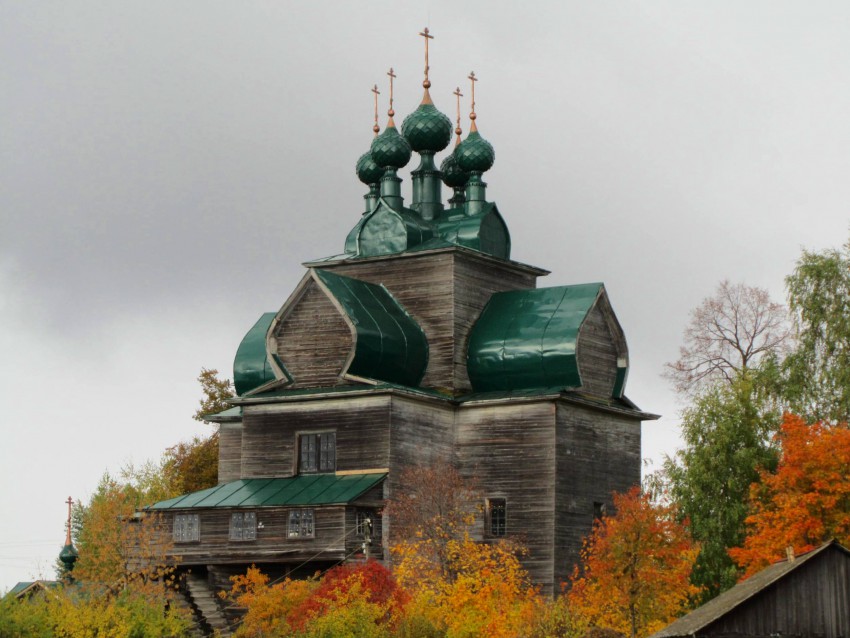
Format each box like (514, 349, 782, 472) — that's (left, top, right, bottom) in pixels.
(299, 433, 335, 473)
(487, 498, 506, 537)
(593, 501, 606, 521)
(355, 510, 373, 539)
(173, 513, 200, 542)
(230, 511, 257, 541)
(288, 509, 315, 538)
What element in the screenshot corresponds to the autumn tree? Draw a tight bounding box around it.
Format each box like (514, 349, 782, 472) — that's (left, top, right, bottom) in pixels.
(385, 460, 479, 579)
(729, 413, 850, 577)
(784, 238, 850, 423)
(662, 375, 779, 601)
(665, 280, 790, 396)
(567, 487, 701, 638)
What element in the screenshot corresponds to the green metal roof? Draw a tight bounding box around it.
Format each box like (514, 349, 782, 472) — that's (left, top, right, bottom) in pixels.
(233, 313, 279, 396)
(314, 269, 428, 387)
(149, 473, 387, 510)
(435, 203, 510, 260)
(467, 283, 603, 393)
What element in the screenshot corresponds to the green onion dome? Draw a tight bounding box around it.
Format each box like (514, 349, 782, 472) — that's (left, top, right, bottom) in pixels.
(440, 153, 469, 188)
(401, 102, 452, 153)
(370, 124, 412, 169)
(455, 130, 495, 173)
(356, 151, 383, 185)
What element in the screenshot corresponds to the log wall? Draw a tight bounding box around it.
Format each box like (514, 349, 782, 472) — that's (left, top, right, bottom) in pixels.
(576, 303, 619, 398)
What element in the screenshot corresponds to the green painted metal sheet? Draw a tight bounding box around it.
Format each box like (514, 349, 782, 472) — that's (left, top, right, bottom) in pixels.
(233, 313, 279, 396)
(314, 270, 428, 387)
(148, 473, 387, 510)
(434, 203, 510, 260)
(467, 283, 603, 393)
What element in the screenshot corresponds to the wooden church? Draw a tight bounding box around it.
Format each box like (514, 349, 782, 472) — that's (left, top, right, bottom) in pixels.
(149, 35, 656, 602)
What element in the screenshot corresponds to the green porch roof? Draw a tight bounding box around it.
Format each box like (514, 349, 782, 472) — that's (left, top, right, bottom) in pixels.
(314, 269, 428, 387)
(148, 473, 386, 510)
(467, 283, 603, 393)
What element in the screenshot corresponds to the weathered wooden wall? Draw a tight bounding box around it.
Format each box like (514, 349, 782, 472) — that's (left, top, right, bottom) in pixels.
(576, 302, 619, 398)
(218, 422, 243, 484)
(454, 400, 558, 594)
(554, 402, 641, 586)
(274, 279, 352, 388)
(704, 545, 850, 637)
(240, 396, 391, 478)
(165, 506, 347, 566)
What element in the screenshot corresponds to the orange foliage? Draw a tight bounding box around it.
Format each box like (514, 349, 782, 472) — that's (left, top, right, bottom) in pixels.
(567, 487, 701, 638)
(229, 566, 318, 637)
(729, 413, 850, 577)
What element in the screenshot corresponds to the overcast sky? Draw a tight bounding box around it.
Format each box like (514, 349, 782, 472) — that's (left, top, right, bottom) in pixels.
(2, 1, 849, 592)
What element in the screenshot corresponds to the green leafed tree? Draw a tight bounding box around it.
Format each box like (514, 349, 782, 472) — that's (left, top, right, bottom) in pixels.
(194, 367, 235, 423)
(663, 375, 779, 602)
(784, 237, 850, 423)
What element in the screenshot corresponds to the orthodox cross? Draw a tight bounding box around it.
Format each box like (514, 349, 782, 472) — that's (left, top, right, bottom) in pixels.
(371, 84, 381, 135)
(65, 496, 73, 544)
(468, 71, 478, 121)
(453, 86, 463, 144)
(387, 67, 397, 118)
(419, 27, 434, 89)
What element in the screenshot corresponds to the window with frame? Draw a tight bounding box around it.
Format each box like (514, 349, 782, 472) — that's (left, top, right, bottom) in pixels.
(173, 513, 200, 542)
(593, 501, 606, 521)
(288, 508, 315, 538)
(299, 432, 336, 473)
(229, 511, 257, 541)
(355, 510, 373, 539)
(487, 498, 506, 537)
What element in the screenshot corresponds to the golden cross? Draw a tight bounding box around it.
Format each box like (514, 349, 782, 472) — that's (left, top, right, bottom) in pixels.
(371, 84, 381, 135)
(387, 67, 397, 117)
(453, 86, 463, 142)
(65, 496, 73, 544)
(468, 71, 477, 120)
(419, 27, 433, 88)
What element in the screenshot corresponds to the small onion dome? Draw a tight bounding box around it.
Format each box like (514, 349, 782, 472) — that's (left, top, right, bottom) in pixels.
(401, 103, 452, 153)
(59, 543, 78, 569)
(356, 151, 383, 185)
(440, 153, 469, 188)
(454, 130, 495, 173)
(370, 124, 412, 169)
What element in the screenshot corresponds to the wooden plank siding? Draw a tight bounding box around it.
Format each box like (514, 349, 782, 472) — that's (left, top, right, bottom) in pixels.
(240, 396, 391, 478)
(275, 279, 353, 389)
(704, 544, 850, 637)
(164, 506, 347, 566)
(454, 401, 558, 594)
(576, 303, 619, 398)
(554, 403, 641, 587)
(218, 422, 243, 484)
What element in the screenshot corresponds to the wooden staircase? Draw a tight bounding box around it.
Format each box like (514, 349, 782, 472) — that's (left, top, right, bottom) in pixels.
(183, 572, 234, 637)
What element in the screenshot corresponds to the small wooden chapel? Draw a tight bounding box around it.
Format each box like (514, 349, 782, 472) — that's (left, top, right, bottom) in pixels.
(149, 31, 656, 601)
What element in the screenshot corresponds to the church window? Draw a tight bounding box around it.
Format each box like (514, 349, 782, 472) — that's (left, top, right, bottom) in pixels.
(593, 501, 606, 521)
(230, 511, 257, 541)
(173, 513, 200, 542)
(288, 509, 315, 538)
(487, 498, 506, 537)
(355, 509, 373, 538)
(299, 432, 336, 473)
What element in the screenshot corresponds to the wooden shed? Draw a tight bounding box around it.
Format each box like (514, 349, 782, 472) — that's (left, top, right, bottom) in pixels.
(651, 540, 850, 638)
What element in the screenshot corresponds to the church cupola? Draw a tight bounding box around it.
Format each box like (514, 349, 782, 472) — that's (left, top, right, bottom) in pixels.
(454, 71, 495, 215)
(370, 68, 411, 211)
(401, 28, 452, 221)
(354, 85, 385, 214)
(58, 496, 78, 579)
(441, 86, 470, 207)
